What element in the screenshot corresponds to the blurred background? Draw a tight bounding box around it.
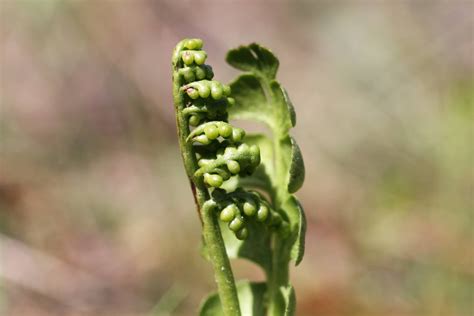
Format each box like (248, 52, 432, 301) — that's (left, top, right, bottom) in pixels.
(1, 1, 473, 315)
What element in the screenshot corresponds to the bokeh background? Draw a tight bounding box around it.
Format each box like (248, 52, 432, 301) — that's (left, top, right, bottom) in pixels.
(1, 1, 473, 315)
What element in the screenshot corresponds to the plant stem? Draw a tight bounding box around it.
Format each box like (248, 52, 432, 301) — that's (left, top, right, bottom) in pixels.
(172, 44, 241, 316)
(267, 236, 290, 316)
(202, 201, 242, 316)
(264, 78, 291, 315)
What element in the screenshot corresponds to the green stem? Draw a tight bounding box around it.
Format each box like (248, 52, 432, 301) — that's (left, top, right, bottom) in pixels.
(172, 42, 241, 316)
(263, 79, 290, 316)
(267, 236, 290, 316)
(202, 201, 242, 316)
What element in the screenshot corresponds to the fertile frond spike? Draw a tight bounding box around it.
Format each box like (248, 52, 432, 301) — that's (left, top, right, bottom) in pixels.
(174, 38, 289, 242)
(173, 38, 242, 316)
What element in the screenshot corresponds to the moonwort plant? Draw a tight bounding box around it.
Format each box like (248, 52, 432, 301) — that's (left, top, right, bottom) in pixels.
(172, 39, 306, 316)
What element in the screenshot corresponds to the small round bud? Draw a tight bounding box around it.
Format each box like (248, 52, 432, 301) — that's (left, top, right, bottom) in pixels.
(185, 39, 203, 50)
(204, 124, 219, 140)
(186, 88, 199, 99)
(227, 160, 240, 174)
(204, 173, 223, 187)
(257, 205, 269, 222)
(250, 145, 261, 165)
(219, 124, 233, 138)
(220, 204, 238, 222)
(193, 51, 207, 65)
(229, 216, 244, 232)
(198, 159, 212, 167)
(184, 71, 195, 83)
(189, 115, 200, 126)
(250, 144, 260, 156)
(182, 51, 194, 65)
(224, 146, 237, 157)
(195, 66, 206, 80)
(194, 135, 210, 145)
(235, 227, 249, 240)
(237, 143, 249, 154)
(210, 82, 223, 100)
(232, 128, 245, 142)
(242, 200, 257, 216)
(196, 82, 210, 98)
(222, 85, 231, 96)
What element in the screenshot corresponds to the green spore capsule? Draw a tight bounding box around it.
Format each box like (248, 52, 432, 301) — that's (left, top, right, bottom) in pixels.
(229, 216, 244, 232)
(204, 173, 223, 187)
(249, 145, 261, 165)
(186, 88, 199, 99)
(195, 66, 206, 80)
(204, 124, 219, 140)
(226, 160, 240, 174)
(222, 84, 231, 96)
(184, 72, 195, 83)
(210, 82, 223, 100)
(182, 68, 196, 83)
(189, 115, 200, 126)
(224, 146, 237, 157)
(182, 51, 194, 65)
(194, 135, 210, 145)
(196, 82, 210, 98)
(257, 205, 269, 222)
(198, 159, 213, 167)
(237, 143, 249, 153)
(232, 128, 245, 142)
(193, 51, 207, 65)
(220, 204, 238, 222)
(242, 200, 257, 216)
(219, 124, 233, 138)
(235, 227, 249, 240)
(185, 38, 203, 50)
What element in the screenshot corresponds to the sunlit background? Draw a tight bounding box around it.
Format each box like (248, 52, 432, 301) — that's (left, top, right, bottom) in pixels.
(1, 1, 473, 315)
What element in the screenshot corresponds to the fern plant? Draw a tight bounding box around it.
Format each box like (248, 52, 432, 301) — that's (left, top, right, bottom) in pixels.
(172, 39, 306, 316)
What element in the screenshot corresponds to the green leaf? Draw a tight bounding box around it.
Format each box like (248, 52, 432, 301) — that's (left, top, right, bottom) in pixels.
(226, 43, 279, 79)
(285, 137, 305, 194)
(280, 87, 296, 127)
(228, 77, 294, 136)
(199, 281, 267, 316)
(220, 220, 272, 273)
(283, 196, 306, 265)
